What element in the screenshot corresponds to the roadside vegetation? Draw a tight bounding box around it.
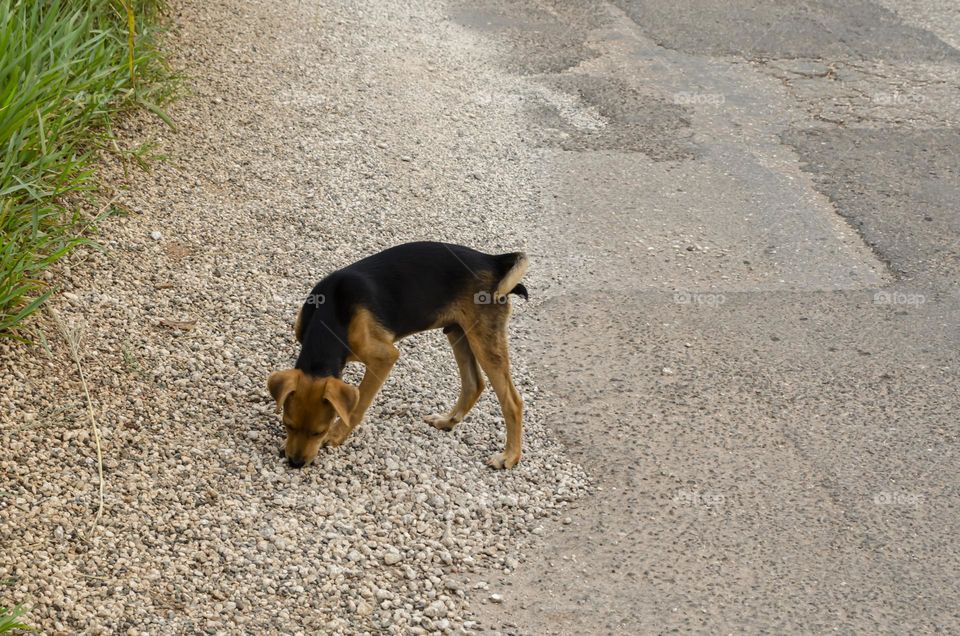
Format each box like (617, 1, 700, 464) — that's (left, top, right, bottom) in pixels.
(0, 0, 174, 339)
(0, 605, 31, 633)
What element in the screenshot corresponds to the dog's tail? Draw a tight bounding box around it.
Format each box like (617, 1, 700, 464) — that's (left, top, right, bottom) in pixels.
(494, 252, 529, 301)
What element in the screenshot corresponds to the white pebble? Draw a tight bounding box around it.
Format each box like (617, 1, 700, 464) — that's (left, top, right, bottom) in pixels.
(383, 551, 402, 565)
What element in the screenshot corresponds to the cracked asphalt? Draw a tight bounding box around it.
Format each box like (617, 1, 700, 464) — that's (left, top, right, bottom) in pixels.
(452, 0, 960, 634)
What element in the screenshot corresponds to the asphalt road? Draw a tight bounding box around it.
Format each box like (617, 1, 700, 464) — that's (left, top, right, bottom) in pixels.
(447, 0, 960, 633)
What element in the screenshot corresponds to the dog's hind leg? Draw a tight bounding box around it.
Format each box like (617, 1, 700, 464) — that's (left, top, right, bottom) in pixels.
(424, 326, 485, 431)
(464, 318, 523, 469)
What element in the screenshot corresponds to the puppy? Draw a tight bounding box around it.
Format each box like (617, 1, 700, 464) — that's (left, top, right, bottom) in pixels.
(268, 241, 529, 469)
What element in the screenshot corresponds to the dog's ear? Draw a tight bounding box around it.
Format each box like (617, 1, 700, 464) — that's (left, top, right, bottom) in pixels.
(323, 378, 359, 427)
(268, 369, 301, 414)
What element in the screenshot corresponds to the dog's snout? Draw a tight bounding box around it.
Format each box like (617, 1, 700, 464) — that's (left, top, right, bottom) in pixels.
(287, 456, 305, 469)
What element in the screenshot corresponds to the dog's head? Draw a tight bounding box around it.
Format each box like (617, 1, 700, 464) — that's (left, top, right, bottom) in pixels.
(267, 369, 359, 468)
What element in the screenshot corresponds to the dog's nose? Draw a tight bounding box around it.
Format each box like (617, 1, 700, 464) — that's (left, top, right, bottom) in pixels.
(287, 456, 305, 469)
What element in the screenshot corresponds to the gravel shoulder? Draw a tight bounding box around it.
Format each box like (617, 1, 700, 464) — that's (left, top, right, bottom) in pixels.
(0, 1, 586, 633)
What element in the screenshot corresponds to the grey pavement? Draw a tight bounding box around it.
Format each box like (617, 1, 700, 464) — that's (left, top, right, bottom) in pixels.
(450, 0, 960, 633)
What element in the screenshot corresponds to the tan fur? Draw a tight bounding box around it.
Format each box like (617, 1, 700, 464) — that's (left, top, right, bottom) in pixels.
(495, 253, 529, 300)
(424, 325, 484, 431)
(294, 307, 305, 343)
(323, 308, 399, 445)
(276, 260, 528, 469)
(267, 369, 299, 414)
(423, 290, 524, 468)
(324, 379, 359, 427)
(267, 368, 359, 465)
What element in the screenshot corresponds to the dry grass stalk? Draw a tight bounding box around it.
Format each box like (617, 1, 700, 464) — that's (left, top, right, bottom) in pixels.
(48, 307, 105, 537)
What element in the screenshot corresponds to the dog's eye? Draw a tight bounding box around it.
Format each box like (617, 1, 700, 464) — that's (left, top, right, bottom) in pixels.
(309, 431, 324, 438)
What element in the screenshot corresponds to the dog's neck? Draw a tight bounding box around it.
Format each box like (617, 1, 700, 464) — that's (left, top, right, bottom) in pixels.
(295, 301, 350, 378)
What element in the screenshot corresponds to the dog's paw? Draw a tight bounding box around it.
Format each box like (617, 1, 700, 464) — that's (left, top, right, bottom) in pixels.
(423, 413, 458, 431)
(487, 451, 521, 470)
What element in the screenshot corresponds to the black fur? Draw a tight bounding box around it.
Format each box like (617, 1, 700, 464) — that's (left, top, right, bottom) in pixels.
(295, 242, 527, 377)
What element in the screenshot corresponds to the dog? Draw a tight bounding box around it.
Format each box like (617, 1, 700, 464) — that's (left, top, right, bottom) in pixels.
(268, 241, 529, 469)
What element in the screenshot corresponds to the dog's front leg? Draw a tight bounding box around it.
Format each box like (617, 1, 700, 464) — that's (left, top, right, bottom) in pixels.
(325, 347, 399, 446)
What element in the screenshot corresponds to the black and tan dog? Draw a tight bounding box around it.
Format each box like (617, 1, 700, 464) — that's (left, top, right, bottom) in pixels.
(268, 241, 529, 469)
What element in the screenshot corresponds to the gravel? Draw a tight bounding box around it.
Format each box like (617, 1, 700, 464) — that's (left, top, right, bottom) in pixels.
(0, 0, 587, 633)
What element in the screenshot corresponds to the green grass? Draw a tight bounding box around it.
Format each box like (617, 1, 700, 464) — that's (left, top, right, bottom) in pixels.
(0, 0, 174, 339)
(0, 605, 32, 633)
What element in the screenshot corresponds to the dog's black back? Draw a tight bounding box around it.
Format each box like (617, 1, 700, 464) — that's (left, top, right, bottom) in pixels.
(296, 242, 526, 375)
